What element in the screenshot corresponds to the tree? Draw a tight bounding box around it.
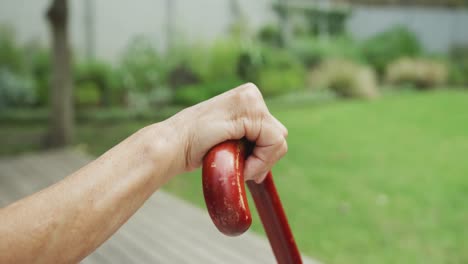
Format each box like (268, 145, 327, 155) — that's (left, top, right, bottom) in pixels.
(46, 0, 74, 147)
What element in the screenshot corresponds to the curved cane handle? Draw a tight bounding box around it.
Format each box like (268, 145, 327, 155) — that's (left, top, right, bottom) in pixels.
(202, 140, 303, 264)
(202, 140, 252, 236)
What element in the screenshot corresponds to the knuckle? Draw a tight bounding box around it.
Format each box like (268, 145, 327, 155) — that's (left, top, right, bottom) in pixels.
(273, 140, 287, 161)
(238, 82, 262, 103)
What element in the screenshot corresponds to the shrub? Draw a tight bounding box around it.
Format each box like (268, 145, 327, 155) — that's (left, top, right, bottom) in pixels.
(449, 59, 468, 87)
(0, 68, 36, 108)
(362, 26, 421, 75)
(75, 60, 122, 107)
(1, 26, 51, 107)
(290, 36, 363, 68)
(257, 68, 305, 97)
(0, 24, 25, 74)
(308, 59, 379, 99)
(203, 40, 243, 82)
(174, 78, 244, 106)
(257, 47, 306, 97)
(172, 40, 307, 102)
(449, 46, 468, 87)
(75, 82, 100, 107)
(257, 24, 281, 47)
(27, 48, 51, 106)
(385, 57, 448, 89)
(120, 36, 165, 93)
(167, 64, 200, 89)
(169, 39, 243, 83)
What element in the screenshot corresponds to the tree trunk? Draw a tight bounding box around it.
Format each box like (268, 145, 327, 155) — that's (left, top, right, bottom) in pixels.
(46, 0, 74, 147)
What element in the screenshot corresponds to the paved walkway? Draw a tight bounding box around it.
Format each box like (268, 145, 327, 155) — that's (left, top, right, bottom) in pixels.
(0, 149, 318, 263)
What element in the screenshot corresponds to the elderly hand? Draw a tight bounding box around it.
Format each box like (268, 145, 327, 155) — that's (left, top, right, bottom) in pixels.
(161, 82, 288, 183)
(0, 82, 288, 264)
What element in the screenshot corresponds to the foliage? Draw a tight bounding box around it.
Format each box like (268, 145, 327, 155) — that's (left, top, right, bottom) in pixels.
(119, 36, 165, 93)
(257, 68, 305, 97)
(272, 4, 350, 37)
(167, 64, 200, 89)
(362, 26, 421, 75)
(0, 24, 25, 74)
(303, 6, 351, 36)
(385, 57, 448, 89)
(308, 59, 379, 99)
(26, 47, 51, 106)
(174, 78, 243, 106)
(449, 59, 468, 87)
(75, 60, 123, 107)
(256, 47, 306, 97)
(0, 68, 36, 108)
(167, 38, 247, 93)
(449, 46, 468, 87)
(75, 82, 100, 107)
(257, 24, 281, 47)
(0, 25, 51, 107)
(196, 39, 244, 82)
(290, 36, 363, 67)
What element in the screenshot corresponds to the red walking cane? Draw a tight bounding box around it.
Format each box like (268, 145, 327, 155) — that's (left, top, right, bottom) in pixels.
(202, 140, 302, 264)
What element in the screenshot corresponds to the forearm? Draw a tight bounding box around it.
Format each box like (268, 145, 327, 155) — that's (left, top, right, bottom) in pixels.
(0, 83, 288, 264)
(0, 122, 179, 263)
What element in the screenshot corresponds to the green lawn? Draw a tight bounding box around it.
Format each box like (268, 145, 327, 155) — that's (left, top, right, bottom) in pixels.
(1, 90, 467, 263)
(167, 90, 468, 264)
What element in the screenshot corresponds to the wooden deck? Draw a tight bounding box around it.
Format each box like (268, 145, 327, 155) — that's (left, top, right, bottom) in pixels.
(0, 149, 318, 264)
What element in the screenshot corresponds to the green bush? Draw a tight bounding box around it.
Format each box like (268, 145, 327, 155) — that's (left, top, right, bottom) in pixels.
(308, 59, 379, 99)
(290, 36, 363, 67)
(75, 60, 123, 107)
(120, 36, 165, 93)
(27, 48, 51, 106)
(257, 68, 304, 97)
(75, 82, 100, 107)
(0, 24, 25, 74)
(169, 38, 244, 84)
(449, 59, 468, 87)
(449, 46, 468, 87)
(0, 68, 36, 108)
(0, 26, 51, 107)
(362, 26, 421, 75)
(257, 24, 281, 47)
(204, 40, 243, 82)
(385, 57, 448, 89)
(174, 78, 244, 106)
(255, 47, 306, 97)
(171, 39, 306, 102)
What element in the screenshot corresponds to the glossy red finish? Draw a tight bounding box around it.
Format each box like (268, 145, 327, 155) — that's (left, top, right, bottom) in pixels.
(247, 173, 302, 264)
(202, 140, 302, 263)
(202, 140, 252, 236)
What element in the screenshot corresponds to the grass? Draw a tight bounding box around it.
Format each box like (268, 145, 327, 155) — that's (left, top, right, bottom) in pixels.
(1, 89, 467, 263)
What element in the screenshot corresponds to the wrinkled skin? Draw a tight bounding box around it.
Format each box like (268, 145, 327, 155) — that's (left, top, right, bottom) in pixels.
(0, 83, 288, 264)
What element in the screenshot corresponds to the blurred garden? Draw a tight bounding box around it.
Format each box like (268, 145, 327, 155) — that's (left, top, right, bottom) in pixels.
(1, 0, 468, 263)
